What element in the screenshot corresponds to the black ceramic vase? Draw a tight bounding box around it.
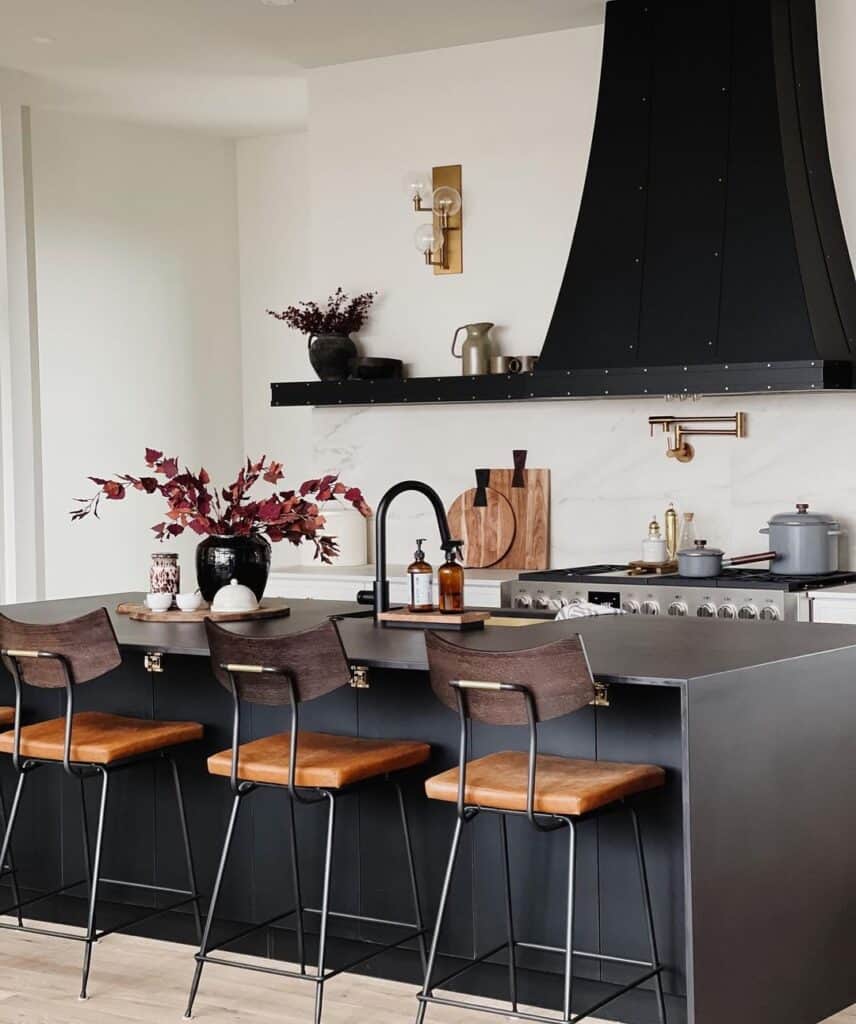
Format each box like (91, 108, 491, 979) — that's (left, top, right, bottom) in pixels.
(196, 535, 271, 602)
(308, 333, 358, 381)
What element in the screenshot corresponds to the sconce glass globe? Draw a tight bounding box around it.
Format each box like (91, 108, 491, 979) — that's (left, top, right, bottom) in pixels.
(414, 222, 442, 254)
(405, 170, 433, 204)
(431, 185, 462, 217)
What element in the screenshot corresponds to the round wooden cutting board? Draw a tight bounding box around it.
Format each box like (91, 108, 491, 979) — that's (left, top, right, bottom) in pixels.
(446, 486, 516, 568)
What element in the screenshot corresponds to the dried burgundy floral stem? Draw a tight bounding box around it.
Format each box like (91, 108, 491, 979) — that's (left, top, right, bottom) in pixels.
(70, 449, 372, 564)
(267, 287, 376, 337)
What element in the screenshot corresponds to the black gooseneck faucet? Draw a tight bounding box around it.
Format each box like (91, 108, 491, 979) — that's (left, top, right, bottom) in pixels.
(371, 480, 457, 620)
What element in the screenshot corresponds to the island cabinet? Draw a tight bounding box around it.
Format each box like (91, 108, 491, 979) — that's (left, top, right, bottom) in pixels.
(5, 594, 856, 1024)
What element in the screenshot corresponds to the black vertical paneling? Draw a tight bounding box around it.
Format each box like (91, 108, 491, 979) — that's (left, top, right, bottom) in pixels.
(540, 0, 652, 370)
(781, 0, 856, 357)
(637, 0, 731, 365)
(703, 2, 814, 361)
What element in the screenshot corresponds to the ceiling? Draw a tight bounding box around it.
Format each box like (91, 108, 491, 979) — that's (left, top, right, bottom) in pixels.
(0, 0, 605, 136)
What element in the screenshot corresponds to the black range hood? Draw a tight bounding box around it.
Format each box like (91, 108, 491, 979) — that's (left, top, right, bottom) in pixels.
(539, 0, 856, 394)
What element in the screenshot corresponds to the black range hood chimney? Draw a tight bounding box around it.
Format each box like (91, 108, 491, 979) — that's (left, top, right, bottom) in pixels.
(539, 0, 856, 394)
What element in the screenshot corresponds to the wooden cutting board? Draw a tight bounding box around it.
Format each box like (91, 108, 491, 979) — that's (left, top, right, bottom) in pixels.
(447, 469, 516, 568)
(487, 451, 550, 570)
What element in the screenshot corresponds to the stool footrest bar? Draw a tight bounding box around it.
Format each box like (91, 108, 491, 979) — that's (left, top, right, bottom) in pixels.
(94, 894, 200, 940)
(0, 878, 87, 917)
(203, 907, 297, 955)
(514, 940, 653, 968)
(426, 940, 509, 992)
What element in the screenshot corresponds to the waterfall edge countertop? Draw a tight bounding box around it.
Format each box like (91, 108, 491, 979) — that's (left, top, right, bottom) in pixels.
(4, 592, 856, 685)
(4, 593, 856, 1022)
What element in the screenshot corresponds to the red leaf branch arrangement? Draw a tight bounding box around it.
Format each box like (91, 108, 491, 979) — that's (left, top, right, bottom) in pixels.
(71, 449, 371, 563)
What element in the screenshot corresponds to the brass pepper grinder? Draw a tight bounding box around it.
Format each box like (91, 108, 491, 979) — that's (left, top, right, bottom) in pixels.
(665, 503, 678, 561)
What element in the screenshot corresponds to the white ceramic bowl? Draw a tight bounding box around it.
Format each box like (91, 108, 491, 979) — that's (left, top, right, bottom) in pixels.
(145, 592, 174, 612)
(176, 592, 203, 612)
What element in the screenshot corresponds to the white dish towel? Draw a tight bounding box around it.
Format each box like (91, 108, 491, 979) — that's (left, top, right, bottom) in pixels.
(555, 600, 627, 620)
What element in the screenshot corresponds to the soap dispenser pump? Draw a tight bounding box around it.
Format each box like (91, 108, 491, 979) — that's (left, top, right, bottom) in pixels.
(407, 538, 434, 612)
(438, 541, 465, 614)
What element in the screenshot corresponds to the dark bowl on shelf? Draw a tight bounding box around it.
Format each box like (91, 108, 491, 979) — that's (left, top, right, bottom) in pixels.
(352, 357, 403, 380)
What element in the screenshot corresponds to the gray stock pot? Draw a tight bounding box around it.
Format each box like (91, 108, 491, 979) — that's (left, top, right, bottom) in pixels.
(760, 504, 841, 576)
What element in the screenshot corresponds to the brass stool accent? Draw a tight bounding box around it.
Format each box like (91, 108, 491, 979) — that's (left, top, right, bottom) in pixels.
(416, 631, 668, 1024)
(184, 618, 431, 1024)
(0, 608, 204, 999)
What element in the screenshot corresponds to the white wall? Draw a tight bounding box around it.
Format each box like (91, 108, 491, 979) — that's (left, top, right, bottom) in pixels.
(237, 134, 312, 482)
(31, 111, 243, 597)
(234, 11, 856, 572)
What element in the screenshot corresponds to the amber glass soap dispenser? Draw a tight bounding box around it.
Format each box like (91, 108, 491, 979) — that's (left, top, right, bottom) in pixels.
(407, 538, 434, 612)
(438, 541, 465, 614)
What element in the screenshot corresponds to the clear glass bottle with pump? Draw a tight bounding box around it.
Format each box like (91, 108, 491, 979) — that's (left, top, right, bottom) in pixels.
(407, 538, 434, 612)
(438, 541, 465, 614)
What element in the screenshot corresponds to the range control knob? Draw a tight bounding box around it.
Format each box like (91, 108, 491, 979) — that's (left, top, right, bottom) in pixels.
(667, 601, 688, 617)
(534, 596, 551, 610)
(738, 604, 759, 621)
(641, 600, 660, 616)
(759, 605, 781, 622)
(696, 603, 717, 618)
(621, 599, 641, 614)
(515, 594, 532, 609)
(718, 603, 737, 620)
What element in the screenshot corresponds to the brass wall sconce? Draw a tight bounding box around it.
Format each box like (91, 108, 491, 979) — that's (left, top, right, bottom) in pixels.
(649, 412, 746, 462)
(406, 165, 462, 275)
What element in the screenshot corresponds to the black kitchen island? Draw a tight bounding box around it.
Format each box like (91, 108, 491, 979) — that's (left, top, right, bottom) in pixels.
(2, 594, 856, 1024)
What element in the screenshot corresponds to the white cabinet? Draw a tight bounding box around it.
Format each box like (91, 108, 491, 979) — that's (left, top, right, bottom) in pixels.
(808, 585, 856, 624)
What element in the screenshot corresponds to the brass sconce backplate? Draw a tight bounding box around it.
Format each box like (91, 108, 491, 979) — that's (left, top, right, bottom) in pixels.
(433, 164, 462, 276)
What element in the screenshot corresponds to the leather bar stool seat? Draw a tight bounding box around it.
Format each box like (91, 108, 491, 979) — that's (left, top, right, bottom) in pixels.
(208, 730, 430, 789)
(0, 710, 203, 764)
(426, 750, 664, 817)
(0, 708, 13, 728)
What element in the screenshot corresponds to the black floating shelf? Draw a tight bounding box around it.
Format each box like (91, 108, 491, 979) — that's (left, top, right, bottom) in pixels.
(271, 360, 852, 408)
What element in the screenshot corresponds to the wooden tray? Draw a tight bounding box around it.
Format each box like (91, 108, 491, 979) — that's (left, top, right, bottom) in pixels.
(116, 599, 291, 623)
(626, 560, 678, 576)
(377, 609, 489, 631)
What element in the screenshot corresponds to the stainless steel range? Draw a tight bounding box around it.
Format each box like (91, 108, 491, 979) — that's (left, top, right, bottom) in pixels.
(500, 565, 856, 623)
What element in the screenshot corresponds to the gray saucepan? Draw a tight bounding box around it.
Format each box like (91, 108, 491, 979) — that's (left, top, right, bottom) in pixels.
(677, 540, 777, 578)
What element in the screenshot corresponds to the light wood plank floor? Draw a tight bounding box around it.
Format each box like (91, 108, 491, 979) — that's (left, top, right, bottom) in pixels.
(0, 924, 851, 1023)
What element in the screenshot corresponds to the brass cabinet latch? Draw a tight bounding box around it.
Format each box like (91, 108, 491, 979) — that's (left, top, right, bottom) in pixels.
(590, 682, 610, 708)
(350, 665, 370, 689)
(144, 652, 164, 674)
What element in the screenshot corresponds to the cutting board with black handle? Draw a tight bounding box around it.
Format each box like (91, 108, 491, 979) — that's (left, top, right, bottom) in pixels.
(446, 469, 516, 568)
(487, 451, 550, 570)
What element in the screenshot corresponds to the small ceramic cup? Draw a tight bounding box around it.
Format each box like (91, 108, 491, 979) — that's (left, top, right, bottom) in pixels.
(176, 592, 203, 612)
(145, 592, 174, 612)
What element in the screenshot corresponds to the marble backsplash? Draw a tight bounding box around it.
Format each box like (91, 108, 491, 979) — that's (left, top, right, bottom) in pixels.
(309, 391, 856, 572)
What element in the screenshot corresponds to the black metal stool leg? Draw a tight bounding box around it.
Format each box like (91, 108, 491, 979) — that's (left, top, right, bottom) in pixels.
(562, 819, 577, 1023)
(313, 792, 336, 1024)
(499, 814, 518, 1012)
(630, 806, 667, 1024)
(415, 815, 465, 1024)
(79, 777, 92, 888)
(395, 781, 428, 974)
(287, 795, 306, 975)
(184, 791, 245, 1020)
(80, 767, 109, 1000)
(0, 774, 24, 927)
(167, 755, 203, 943)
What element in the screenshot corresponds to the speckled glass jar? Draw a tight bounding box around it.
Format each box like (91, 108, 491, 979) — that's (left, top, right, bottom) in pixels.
(149, 552, 180, 594)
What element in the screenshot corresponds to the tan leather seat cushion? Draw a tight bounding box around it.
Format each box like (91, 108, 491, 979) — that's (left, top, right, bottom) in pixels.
(0, 711, 203, 764)
(425, 751, 665, 816)
(0, 708, 13, 728)
(208, 731, 431, 789)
